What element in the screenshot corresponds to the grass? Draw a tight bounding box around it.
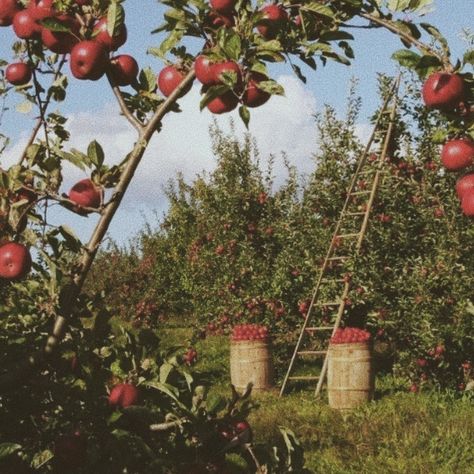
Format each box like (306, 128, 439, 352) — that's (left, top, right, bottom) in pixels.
(159, 327, 474, 473)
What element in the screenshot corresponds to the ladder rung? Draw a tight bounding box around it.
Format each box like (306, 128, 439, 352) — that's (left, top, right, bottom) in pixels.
(349, 190, 371, 196)
(319, 301, 343, 306)
(305, 326, 334, 332)
(336, 233, 361, 239)
(327, 256, 349, 261)
(321, 278, 345, 283)
(357, 169, 375, 175)
(297, 351, 327, 356)
(288, 376, 320, 381)
(346, 211, 366, 216)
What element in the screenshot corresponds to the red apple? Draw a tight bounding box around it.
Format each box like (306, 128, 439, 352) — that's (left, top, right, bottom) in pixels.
(109, 54, 138, 86)
(213, 60, 242, 87)
(194, 55, 216, 85)
(93, 16, 127, 51)
(68, 178, 103, 209)
(28, 0, 54, 18)
(41, 14, 79, 54)
(461, 189, 474, 216)
(233, 420, 252, 443)
(440, 138, 474, 171)
(54, 431, 87, 469)
(207, 90, 239, 114)
(0, 0, 20, 27)
(70, 41, 108, 80)
(0, 242, 32, 280)
(157, 65, 192, 97)
(242, 72, 271, 108)
(108, 383, 139, 408)
(208, 10, 235, 28)
(257, 4, 288, 39)
(210, 0, 236, 13)
(5, 62, 32, 85)
(13, 9, 40, 38)
(422, 72, 465, 110)
(456, 174, 474, 200)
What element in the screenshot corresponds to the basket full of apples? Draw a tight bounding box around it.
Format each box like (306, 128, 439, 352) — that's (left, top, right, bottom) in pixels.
(327, 327, 374, 410)
(229, 324, 273, 393)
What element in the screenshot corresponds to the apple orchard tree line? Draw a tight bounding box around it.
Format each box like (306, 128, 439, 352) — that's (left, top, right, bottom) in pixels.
(0, 0, 473, 401)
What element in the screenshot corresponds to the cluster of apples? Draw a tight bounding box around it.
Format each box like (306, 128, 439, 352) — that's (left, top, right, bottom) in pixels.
(330, 327, 371, 344)
(421, 72, 474, 216)
(0, 0, 139, 86)
(209, 0, 289, 39)
(231, 324, 269, 342)
(156, 0, 295, 114)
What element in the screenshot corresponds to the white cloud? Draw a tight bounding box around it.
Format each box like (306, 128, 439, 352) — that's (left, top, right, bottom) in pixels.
(2, 76, 321, 243)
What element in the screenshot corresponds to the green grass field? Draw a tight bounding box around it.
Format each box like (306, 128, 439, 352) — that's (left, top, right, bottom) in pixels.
(160, 327, 474, 473)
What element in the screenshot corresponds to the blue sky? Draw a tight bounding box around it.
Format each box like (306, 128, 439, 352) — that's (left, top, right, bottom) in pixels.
(0, 1, 472, 245)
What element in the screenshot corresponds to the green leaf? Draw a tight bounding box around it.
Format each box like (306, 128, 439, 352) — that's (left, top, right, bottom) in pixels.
(463, 49, 474, 66)
(31, 449, 53, 469)
(58, 225, 82, 251)
(217, 29, 242, 61)
(0, 443, 22, 460)
(87, 140, 105, 168)
(391, 49, 421, 68)
(107, 1, 125, 39)
(239, 105, 250, 129)
(199, 84, 231, 111)
(257, 80, 285, 96)
(39, 18, 70, 33)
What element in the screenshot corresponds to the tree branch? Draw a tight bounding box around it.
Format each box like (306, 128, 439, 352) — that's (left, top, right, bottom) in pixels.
(0, 70, 196, 391)
(106, 72, 145, 132)
(18, 55, 67, 166)
(358, 12, 452, 71)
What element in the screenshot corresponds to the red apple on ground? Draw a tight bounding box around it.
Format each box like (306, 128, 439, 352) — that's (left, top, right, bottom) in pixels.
(210, 0, 236, 13)
(12, 9, 40, 38)
(461, 189, 474, 216)
(456, 174, 474, 200)
(70, 41, 108, 80)
(54, 431, 87, 469)
(0, 242, 32, 280)
(440, 138, 474, 171)
(257, 4, 288, 39)
(0, 0, 20, 27)
(207, 90, 239, 114)
(41, 14, 79, 54)
(422, 72, 465, 110)
(68, 178, 103, 209)
(157, 65, 192, 97)
(194, 55, 216, 85)
(109, 54, 138, 86)
(242, 72, 271, 108)
(108, 383, 139, 408)
(5, 62, 32, 85)
(233, 420, 252, 443)
(93, 16, 127, 51)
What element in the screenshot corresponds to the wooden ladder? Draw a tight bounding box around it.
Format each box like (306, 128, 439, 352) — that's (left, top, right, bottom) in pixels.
(279, 77, 401, 398)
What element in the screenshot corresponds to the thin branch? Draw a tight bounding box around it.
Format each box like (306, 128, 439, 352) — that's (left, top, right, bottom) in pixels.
(359, 12, 452, 71)
(149, 419, 188, 432)
(18, 56, 68, 166)
(106, 72, 145, 132)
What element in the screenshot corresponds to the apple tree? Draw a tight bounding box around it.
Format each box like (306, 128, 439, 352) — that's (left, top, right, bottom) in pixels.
(0, 0, 473, 471)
